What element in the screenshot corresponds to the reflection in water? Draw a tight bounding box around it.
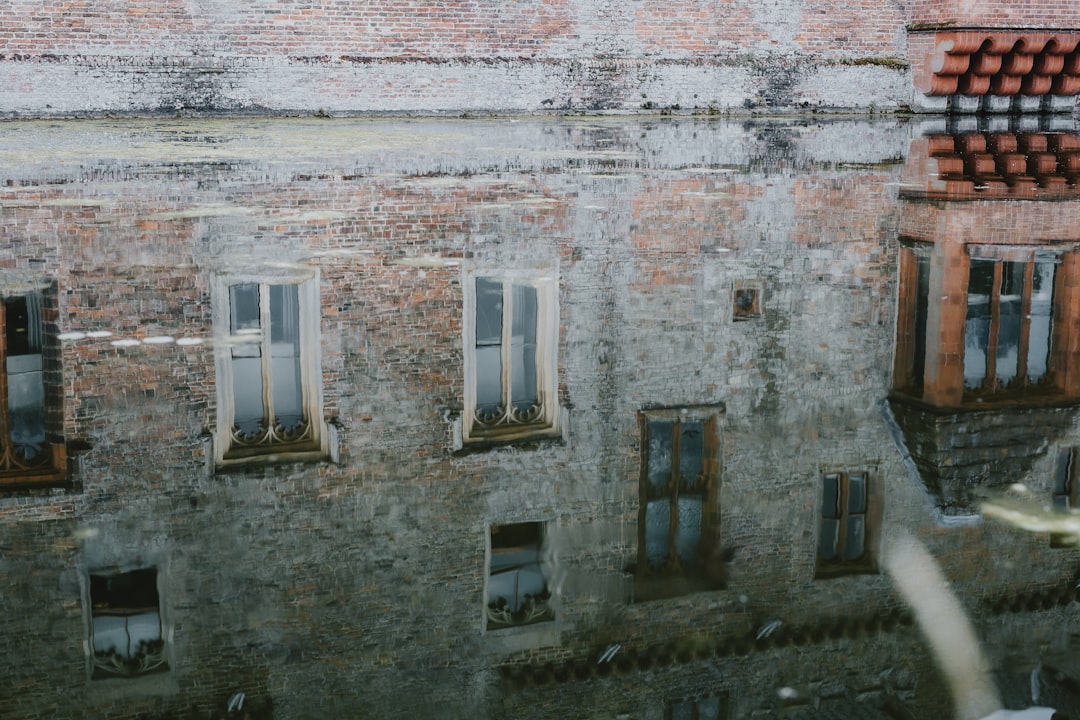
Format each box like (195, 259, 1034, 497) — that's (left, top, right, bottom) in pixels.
(2, 118, 1080, 719)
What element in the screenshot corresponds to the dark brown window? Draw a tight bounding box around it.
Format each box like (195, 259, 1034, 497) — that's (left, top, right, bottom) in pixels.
(1, 289, 66, 487)
(964, 254, 1056, 397)
(637, 413, 720, 597)
(816, 471, 880, 577)
(486, 522, 552, 630)
(89, 568, 168, 679)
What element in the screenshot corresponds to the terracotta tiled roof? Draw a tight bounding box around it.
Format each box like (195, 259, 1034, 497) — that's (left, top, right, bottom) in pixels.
(906, 131, 1080, 199)
(917, 32, 1080, 97)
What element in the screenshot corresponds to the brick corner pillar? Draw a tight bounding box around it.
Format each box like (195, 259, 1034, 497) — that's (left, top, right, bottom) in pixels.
(922, 239, 969, 407)
(1050, 251, 1080, 398)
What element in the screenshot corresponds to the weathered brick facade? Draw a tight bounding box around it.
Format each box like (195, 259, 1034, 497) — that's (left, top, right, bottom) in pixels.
(1, 116, 1079, 719)
(0, 0, 1077, 115)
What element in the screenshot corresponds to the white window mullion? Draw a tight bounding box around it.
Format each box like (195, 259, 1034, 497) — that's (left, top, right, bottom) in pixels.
(259, 284, 275, 432)
(500, 280, 514, 421)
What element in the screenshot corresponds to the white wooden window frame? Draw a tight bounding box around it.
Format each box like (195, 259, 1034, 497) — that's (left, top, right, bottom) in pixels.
(462, 269, 560, 445)
(211, 267, 328, 468)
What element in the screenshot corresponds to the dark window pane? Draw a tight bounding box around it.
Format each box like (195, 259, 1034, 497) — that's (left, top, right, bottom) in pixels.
(679, 420, 705, 489)
(268, 284, 300, 354)
(90, 568, 159, 610)
(844, 515, 866, 561)
(913, 252, 931, 390)
(1027, 260, 1055, 384)
(819, 518, 840, 561)
(271, 355, 304, 432)
(474, 278, 503, 347)
(669, 700, 693, 720)
(675, 496, 702, 566)
(7, 352, 45, 459)
(645, 499, 671, 569)
(510, 284, 538, 411)
(965, 259, 995, 389)
(1055, 450, 1074, 495)
(996, 261, 1025, 386)
(4, 294, 42, 356)
(475, 345, 502, 414)
(6, 294, 46, 459)
(698, 697, 723, 720)
(231, 355, 265, 436)
(489, 522, 545, 613)
(821, 474, 840, 519)
(847, 472, 867, 514)
(229, 283, 260, 335)
(647, 421, 674, 492)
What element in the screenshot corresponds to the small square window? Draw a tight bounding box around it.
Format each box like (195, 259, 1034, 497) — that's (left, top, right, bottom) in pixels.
(89, 568, 168, 679)
(486, 522, 553, 630)
(732, 282, 762, 321)
(666, 695, 728, 720)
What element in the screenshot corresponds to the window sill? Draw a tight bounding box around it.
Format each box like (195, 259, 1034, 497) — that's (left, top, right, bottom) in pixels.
(206, 422, 339, 473)
(482, 619, 559, 654)
(633, 574, 725, 603)
(814, 563, 879, 580)
(452, 408, 569, 455)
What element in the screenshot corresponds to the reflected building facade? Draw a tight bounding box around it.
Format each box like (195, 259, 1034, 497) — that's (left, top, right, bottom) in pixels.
(892, 125, 1080, 516)
(0, 118, 1079, 719)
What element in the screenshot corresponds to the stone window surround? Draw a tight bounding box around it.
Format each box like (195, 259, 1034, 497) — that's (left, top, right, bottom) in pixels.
(484, 520, 555, 633)
(79, 562, 174, 686)
(458, 267, 561, 447)
(210, 266, 330, 469)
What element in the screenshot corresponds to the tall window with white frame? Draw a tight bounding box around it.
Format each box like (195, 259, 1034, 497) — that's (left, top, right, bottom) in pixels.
(213, 273, 324, 466)
(463, 273, 559, 445)
(1, 287, 65, 487)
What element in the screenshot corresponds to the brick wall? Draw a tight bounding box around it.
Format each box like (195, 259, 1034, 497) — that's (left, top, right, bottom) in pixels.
(0, 117, 1077, 719)
(0, 0, 918, 115)
(909, 0, 1080, 28)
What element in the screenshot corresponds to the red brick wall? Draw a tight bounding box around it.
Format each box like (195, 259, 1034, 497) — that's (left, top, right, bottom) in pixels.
(909, 0, 1080, 29)
(1, 0, 907, 58)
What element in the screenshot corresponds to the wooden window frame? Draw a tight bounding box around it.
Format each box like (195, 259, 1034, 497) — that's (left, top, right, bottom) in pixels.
(732, 281, 763, 322)
(636, 408, 721, 599)
(0, 283, 66, 489)
(462, 269, 560, 446)
(815, 469, 882, 578)
(963, 249, 1058, 399)
(211, 269, 327, 468)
